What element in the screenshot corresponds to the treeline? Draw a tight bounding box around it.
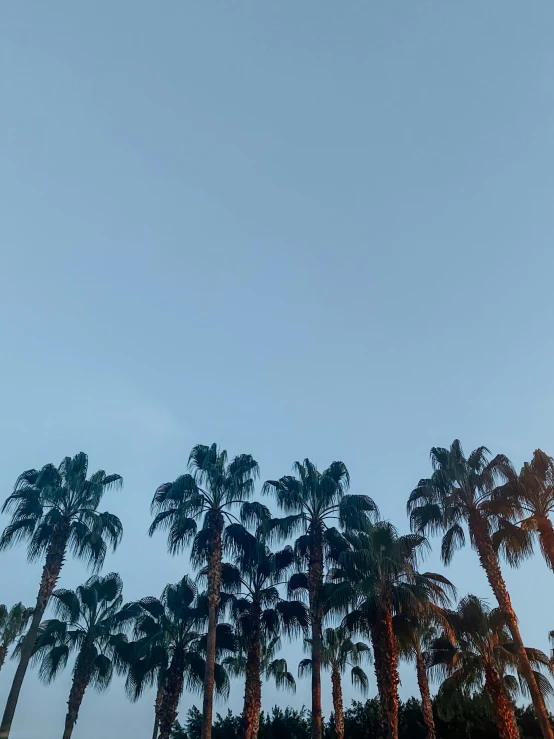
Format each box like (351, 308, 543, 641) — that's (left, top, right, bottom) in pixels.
(173, 696, 554, 739)
(1, 441, 554, 739)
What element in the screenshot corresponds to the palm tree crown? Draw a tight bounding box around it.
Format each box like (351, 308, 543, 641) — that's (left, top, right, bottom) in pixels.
(263, 459, 377, 543)
(491, 449, 554, 571)
(1, 452, 123, 568)
(221, 522, 309, 640)
(0, 604, 33, 671)
(430, 595, 553, 700)
(31, 572, 127, 739)
(429, 595, 553, 739)
(299, 626, 370, 689)
(116, 575, 233, 739)
(32, 572, 124, 687)
(149, 444, 259, 559)
(407, 440, 514, 565)
(224, 633, 296, 693)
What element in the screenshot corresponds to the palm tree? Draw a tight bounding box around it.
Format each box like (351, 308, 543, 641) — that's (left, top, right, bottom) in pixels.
(219, 521, 308, 739)
(29, 572, 126, 739)
(115, 575, 233, 739)
(0, 604, 33, 672)
(331, 522, 454, 739)
(395, 618, 440, 739)
(407, 440, 554, 739)
(0, 453, 122, 739)
(298, 626, 370, 739)
(428, 595, 554, 739)
(263, 458, 377, 739)
(493, 449, 554, 572)
(149, 443, 259, 739)
(223, 634, 296, 739)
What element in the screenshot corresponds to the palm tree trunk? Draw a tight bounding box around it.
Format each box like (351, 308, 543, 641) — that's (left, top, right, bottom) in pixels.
(484, 665, 520, 739)
(61, 651, 93, 739)
(308, 524, 324, 739)
(0, 526, 69, 739)
(536, 517, 554, 572)
(158, 648, 185, 739)
(0, 646, 7, 673)
(469, 511, 553, 739)
(331, 664, 344, 739)
(201, 512, 224, 739)
(415, 645, 435, 739)
(371, 638, 384, 700)
(241, 602, 262, 739)
(251, 701, 261, 739)
(152, 677, 164, 739)
(379, 602, 400, 739)
(370, 630, 387, 735)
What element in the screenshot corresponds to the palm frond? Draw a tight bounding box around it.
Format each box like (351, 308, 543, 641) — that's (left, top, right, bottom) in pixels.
(351, 665, 369, 694)
(298, 658, 312, 677)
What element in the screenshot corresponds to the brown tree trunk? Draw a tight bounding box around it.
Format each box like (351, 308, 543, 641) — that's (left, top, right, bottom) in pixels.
(308, 524, 324, 739)
(152, 677, 164, 739)
(0, 646, 8, 673)
(469, 511, 553, 739)
(370, 630, 387, 734)
(0, 525, 69, 739)
(158, 648, 185, 739)
(61, 649, 94, 739)
(379, 601, 400, 739)
(331, 664, 344, 739)
(251, 699, 261, 739)
(241, 601, 262, 739)
(536, 517, 554, 573)
(200, 511, 224, 739)
(415, 645, 435, 739)
(484, 665, 520, 739)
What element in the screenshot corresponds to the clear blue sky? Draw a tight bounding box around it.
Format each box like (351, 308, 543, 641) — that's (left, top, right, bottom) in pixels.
(2, 2, 554, 738)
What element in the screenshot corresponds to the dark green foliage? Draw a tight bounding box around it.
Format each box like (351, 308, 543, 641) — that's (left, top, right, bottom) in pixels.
(173, 698, 553, 739)
(516, 705, 554, 738)
(115, 576, 232, 701)
(259, 707, 312, 739)
(0, 603, 33, 653)
(0, 452, 123, 568)
(31, 572, 126, 690)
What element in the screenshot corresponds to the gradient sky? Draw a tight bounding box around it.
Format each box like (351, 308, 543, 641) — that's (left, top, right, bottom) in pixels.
(2, 2, 554, 738)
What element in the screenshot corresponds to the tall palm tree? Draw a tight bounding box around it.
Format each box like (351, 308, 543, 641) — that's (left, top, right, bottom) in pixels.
(219, 521, 308, 739)
(331, 522, 455, 739)
(492, 449, 554, 572)
(0, 604, 33, 672)
(223, 634, 296, 739)
(115, 575, 233, 739)
(263, 458, 377, 739)
(149, 443, 259, 739)
(0, 453, 122, 739)
(29, 572, 126, 739)
(407, 440, 554, 739)
(428, 595, 554, 739)
(298, 627, 370, 739)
